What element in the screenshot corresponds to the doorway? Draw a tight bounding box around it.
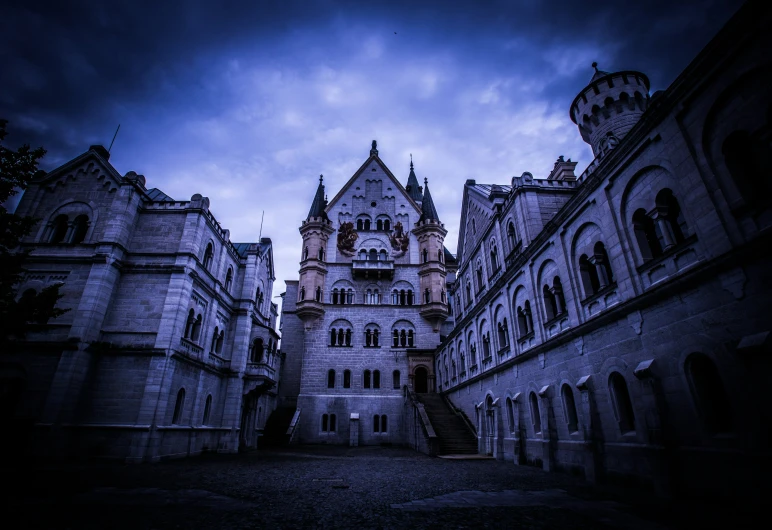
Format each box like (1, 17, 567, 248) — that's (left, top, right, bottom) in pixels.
(414, 367, 428, 393)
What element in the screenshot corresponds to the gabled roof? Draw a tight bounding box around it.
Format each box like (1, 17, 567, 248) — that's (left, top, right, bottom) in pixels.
(455, 181, 500, 264)
(325, 152, 422, 215)
(146, 188, 174, 202)
(33, 145, 123, 189)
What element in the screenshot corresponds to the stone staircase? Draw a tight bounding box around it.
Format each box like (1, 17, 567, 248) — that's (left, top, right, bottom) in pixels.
(259, 407, 296, 448)
(417, 393, 478, 455)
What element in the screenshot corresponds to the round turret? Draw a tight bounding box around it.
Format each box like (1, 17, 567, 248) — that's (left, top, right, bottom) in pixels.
(570, 63, 651, 157)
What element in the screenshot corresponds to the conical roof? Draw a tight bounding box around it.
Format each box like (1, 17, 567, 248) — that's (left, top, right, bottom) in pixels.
(419, 178, 440, 222)
(590, 62, 611, 82)
(307, 175, 328, 220)
(405, 157, 423, 202)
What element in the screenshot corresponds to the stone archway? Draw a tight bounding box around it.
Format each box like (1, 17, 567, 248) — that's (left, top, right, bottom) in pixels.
(414, 367, 428, 393)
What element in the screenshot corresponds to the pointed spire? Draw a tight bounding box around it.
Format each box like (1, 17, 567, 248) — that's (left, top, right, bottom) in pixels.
(419, 178, 440, 222)
(405, 154, 423, 202)
(307, 174, 328, 220)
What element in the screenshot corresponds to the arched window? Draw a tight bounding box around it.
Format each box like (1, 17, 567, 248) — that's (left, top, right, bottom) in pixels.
(655, 189, 689, 246)
(49, 215, 68, 243)
(202, 394, 212, 425)
(327, 369, 335, 389)
(318, 247, 325, 261)
(379, 249, 387, 261)
(685, 353, 732, 433)
(517, 306, 528, 336)
(381, 415, 388, 432)
(384, 219, 390, 230)
(364, 219, 371, 230)
(579, 254, 600, 298)
(543, 284, 557, 321)
(225, 268, 233, 292)
(466, 282, 472, 305)
(438, 249, 443, 262)
(471, 218, 476, 234)
(215, 330, 224, 354)
(184, 309, 195, 339)
(343, 370, 351, 389)
(561, 384, 579, 433)
(369, 248, 377, 261)
(490, 245, 499, 271)
(392, 329, 399, 347)
(364, 369, 371, 389)
(172, 388, 185, 424)
(632, 208, 662, 261)
(322, 414, 329, 431)
(470, 343, 477, 364)
(482, 333, 491, 359)
(299, 286, 306, 301)
(529, 392, 541, 434)
(70, 214, 89, 243)
(358, 249, 367, 260)
(422, 248, 428, 263)
(497, 320, 508, 348)
(506, 397, 515, 434)
(191, 314, 202, 342)
(373, 370, 381, 389)
(524, 301, 534, 331)
(459, 352, 465, 372)
(553, 277, 566, 315)
(440, 290, 446, 303)
(424, 288, 431, 303)
(377, 219, 383, 231)
(609, 372, 636, 434)
(408, 329, 414, 347)
(303, 247, 309, 260)
(507, 221, 517, 250)
(345, 329, 351, 346)
(252, 338, 264, 362)
(373, 414, 381, 433)
(407, 290, 414, 305)
(203, 243, 214, 270)
(332, 289, 339, 305)
(392, 370, 400, 389)
(329, 414, 336, 431)
(315, 286, 322, 302)
(357, 219, 364, 230)
(210, 326, 219, 352)
(476, 265, 483, 290)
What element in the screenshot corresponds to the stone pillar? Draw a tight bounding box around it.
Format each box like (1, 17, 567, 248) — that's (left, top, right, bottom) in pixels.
(537, 385, 553, 472)
(512, 392, 523, 465)
(576, 375, 599, 483)
(653, 214, 675, 250)
(349, 413, 359, 447)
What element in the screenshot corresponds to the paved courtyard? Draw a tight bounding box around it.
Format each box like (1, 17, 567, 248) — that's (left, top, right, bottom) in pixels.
(3, 446, 750, 529)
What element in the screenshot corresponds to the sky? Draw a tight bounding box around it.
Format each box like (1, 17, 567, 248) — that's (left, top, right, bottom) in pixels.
(1, 0, 744, 308)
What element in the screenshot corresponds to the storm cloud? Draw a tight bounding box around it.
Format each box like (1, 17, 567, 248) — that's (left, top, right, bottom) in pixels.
(1, 0, 744, 301)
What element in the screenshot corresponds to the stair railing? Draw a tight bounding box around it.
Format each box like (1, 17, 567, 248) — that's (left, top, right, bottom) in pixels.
(286, 408, 301, 444)
(440, 394, 477, 437)
(404, 387, 439, 455)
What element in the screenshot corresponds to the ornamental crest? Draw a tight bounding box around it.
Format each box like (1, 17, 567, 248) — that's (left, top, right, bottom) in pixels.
(389, 221, 410, 257)
(337, 221, 358, 256)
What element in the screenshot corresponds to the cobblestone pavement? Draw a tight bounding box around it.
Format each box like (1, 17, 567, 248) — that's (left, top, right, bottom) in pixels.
(2, 446, 750, 529)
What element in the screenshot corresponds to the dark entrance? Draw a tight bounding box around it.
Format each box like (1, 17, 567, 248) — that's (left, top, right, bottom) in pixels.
(414, 367, 428, 393)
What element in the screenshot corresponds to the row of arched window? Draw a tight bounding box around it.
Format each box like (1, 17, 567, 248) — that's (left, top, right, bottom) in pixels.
(373, 414, 388, 433)
(202, 242, 244, 299)
(327, 369, 400, 389)
(48, 214, 89, 244)
(501, 353, 731, 439)
(356, 218, 391, 231)
(321, 413, 337, 432)
(183, 309, 203, 342)
(171, 388, 213, 426)
(249, 337, 276, 363)
(421, 248, 444, 263)
(632, 189, 690, 262)
(357, 248, 389, 261)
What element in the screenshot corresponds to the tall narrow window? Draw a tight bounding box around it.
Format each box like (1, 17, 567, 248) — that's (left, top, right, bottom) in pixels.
(529, 392, 541, 434)
(517, 307, 528, 336)
(632, 208, 662, 261)
(49, 215, 69, 243)
(422, 248, 428, 263)
(318, 247, 325, 261)
(373, 414, 380, 433)
(609, 372, 636, 434)
(381, 415, 388, 432)
(191, 315, 202, 341)
(184, 309, 195, 339)
(315, 286, 322, 302)
(482, 334, 491, 358)
(70, 215, 89, 243)
(303, 247, 309, 260)
(215, 330, 224, 354)
(685, 353, 732, 433)
(593, 242, 614, 287)
(327, 369, 335, 389)
(579, 254, 600, 297)
(322, 414, 329, 431)
(507, 222, 516, 250)
(393, 370, 400, 389)
(384, 219, 390, 230)
(172, 388, 185, 425)
(343, 369, 351, 389)
(357, 219, 364, 230)
(424, 289, 431, 303)
(202, 394, 212, 425)
(377, 219, 383, 231)
(225, 268, 233, 292)
(364, 370, 371, 389)
(392, 330, 399, 347)
(543, 284, 557, 321)
(364, 219, 371, 230)
(373, 370, 381, 389)
(299, 286, 305, 301)
(506, 397, 515, 434)
(329, 414, 336, 431)
(656, 189, 689, 245)
(561, 384, 579, 433)
(203, 243, 214, 270)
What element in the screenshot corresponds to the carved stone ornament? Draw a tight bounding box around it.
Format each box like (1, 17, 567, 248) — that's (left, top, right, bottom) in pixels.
(389, 221, 410, 257)
(337, 221, 358, 256)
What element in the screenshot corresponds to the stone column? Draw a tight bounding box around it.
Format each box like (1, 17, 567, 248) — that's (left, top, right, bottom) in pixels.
(576, 375, 599, 483)
(537, 385, 553, 472)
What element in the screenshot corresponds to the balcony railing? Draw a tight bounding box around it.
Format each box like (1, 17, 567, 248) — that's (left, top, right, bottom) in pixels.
(352, 259, 395, 279)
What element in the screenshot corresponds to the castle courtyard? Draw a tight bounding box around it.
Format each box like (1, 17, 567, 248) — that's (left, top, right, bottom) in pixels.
(4, 448, 754, 529)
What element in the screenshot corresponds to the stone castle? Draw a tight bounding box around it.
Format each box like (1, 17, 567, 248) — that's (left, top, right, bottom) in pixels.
(3, 0, 770, 498)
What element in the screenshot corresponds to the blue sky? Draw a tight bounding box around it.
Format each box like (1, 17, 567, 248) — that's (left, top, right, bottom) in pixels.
(1, 0, 744, 301)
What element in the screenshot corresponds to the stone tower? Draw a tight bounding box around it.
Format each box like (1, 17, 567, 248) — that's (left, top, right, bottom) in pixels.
(413, 177, 449, 332)
(296, 175, 335, 328)
(569, 63, 651, 157)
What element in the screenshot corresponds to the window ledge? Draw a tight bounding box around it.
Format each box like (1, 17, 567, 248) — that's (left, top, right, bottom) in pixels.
(636, 234, 698, 274)
(543, 312, 568, 328)
(517, 331, 535, 344)
(580, 282, 618, 306)
(497, 347, 510, 355)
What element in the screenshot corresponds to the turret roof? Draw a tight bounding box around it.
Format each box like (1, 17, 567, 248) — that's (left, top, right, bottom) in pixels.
(307, 175, 328, 220)
(405, 157, 423, 202)
(419, 178, 440, 222)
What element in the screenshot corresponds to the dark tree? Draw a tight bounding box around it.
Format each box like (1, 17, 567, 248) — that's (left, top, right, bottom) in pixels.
(0, 119, 67, 347)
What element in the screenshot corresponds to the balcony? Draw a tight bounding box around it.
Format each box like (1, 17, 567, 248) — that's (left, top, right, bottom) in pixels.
(352, 258, 394, 280)
(244, 362, 277, 393)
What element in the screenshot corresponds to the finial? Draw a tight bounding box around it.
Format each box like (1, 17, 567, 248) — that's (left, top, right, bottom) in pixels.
(319, 174, 323, 183)
(410, 153, 413, 170)
(424, 177, 428, 186)
(372, 140, 377, 150)
(592, 61, 599, 72)
(370, 139, 379, 156)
